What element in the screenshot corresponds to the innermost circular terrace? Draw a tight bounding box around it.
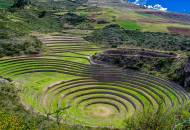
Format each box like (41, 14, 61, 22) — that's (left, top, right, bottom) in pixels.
(85, 104, 117, 118)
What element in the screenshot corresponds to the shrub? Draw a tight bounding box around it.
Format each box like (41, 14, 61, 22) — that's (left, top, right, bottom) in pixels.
(38, 10, 47, 18)
(12, 0, 31, 9)
(63, 0, 88, 11)
(77, 22, 94, 30)
(60, 12, 86, 26)
(0, 112, 24, 130)
(85, 24, 128, 48)
(0, 35, 43, 57)
(124, 103, 190, 130)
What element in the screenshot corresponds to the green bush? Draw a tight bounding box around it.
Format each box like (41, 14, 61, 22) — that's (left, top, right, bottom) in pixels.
(124, 103, 190, 130)
(12, 0, 31, 9)
(124, 30, 190, 51)
(60, 12, 87, 26)
(62, 0, 88, 11)
(0, 36, 43, 57)
(0, 112, 24, 130)
(0, 6, 61, 57)
(77, 22, 94, 30)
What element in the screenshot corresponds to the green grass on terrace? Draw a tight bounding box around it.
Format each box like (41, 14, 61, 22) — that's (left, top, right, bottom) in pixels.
(13, 72, 81, 112)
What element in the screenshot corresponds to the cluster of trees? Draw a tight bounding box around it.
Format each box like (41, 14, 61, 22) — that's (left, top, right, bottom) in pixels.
(85, 24, 127, 48)
(85, 24, 190, 51)
(10, 0, 88, 11)
(0, 35, 43, 57)
(33, 0, 87, 10)
(62, 0, 88, 11)
(60, 12, 94, 29)
(61, 12, 86, 26)
(125, 30, 190, 51)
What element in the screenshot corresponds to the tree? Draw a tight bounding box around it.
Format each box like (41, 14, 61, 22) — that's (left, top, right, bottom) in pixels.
(48, 0, 54, 7)
(12, 0, 31, 8)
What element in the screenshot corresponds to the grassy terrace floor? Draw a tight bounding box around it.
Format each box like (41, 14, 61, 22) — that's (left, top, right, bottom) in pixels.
(0, 31, 189, 128)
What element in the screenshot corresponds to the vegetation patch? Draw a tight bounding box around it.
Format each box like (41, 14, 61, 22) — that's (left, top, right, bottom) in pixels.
(60, 12, 94, 30)
(0, 1, 62, 57)
(63, 0, 87, 11)
(85, 24, 127, 48)
(0, 79, 51, 129)
(0, 33, 43, 57)
(11, 0, 30, 9)
(0, 1, 13, 8)
(124, 103, 190, 130)
(60, 12, 86, 26)
(0, 78, 106, 130)
(85, 24, 190, 51)
(117, 20, 141, 30)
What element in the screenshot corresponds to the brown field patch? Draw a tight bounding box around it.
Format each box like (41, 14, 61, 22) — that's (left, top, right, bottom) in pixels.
(137, 11, 190, 24)
(168, 27, 190, 36)
(138, 19, 178, 24)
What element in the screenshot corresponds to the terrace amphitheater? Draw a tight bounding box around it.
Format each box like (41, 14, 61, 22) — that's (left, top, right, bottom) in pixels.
(0, 32, 189, 127)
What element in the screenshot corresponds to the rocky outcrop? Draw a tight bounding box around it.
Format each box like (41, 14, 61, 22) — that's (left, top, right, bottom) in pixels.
(92, 49, 190, 89)
(93, 49, 178, 70)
